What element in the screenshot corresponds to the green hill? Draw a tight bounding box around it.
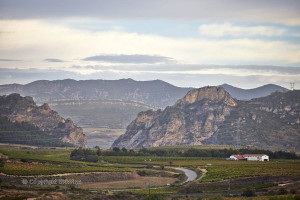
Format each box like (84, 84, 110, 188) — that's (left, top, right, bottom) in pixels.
(0, 116, 74, 147)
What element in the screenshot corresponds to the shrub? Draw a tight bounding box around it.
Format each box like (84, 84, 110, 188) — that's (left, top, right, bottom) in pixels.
(0, 159, 5, 167)
(277, 188, 288, 195)
(242, 188, 256, 197)
(143, 194, 166, 200)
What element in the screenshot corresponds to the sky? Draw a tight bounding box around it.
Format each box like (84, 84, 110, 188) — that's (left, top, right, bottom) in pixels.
(0, 0, 300, 89)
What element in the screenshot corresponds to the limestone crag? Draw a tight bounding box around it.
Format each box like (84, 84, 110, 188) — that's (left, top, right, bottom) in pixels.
(111, 87, 236, 149)
(112, 87, 300, 151)
(0, 93, 87, 147)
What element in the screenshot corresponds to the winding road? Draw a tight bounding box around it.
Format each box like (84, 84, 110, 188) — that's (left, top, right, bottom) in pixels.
(174, 167, 198, 182)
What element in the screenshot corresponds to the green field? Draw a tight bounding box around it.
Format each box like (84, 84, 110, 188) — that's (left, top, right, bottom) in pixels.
(0, 146, 299, 199)
(103, 156, 300, 182)
(0, 162, 129, 175)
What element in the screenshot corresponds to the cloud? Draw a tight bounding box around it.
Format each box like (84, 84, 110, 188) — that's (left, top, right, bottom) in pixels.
(82, 54, 174, 64)
(68, 64, 300, 75)
(198, 23, 287, 37)
(44, 58, 64, 62)
(0, 59, 22, 61)
(1, 20, 300, 67)
(1, 0, 300, 25)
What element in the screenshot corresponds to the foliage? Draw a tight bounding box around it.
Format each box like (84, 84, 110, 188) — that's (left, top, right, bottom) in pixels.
(0, 158, 5, 167)
(179, 183, 203, 193)
(142, 194, 166, 200)
(0, 116, 74, 147)
(102, 156, 300, 182)
(0, 162, 129, 175)
(101, 146, 298, 159)
(242, 188, 256, 197)
(277, 188, 288, 195)
(70, 148, 99, 162)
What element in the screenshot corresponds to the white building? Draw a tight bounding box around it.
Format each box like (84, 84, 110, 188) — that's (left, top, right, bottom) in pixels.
(243, 154, 269, 161)
(228, 154, 269, 161)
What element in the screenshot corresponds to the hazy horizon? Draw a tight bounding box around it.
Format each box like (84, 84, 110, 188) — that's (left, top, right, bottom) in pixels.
(0, 77, 291, 90)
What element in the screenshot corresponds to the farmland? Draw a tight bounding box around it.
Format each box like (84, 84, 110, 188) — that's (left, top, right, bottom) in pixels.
(0, 145, 299, 199)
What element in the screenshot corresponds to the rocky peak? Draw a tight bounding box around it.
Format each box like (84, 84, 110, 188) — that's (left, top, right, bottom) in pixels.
(111, 86, 236, 149)
(0, 93, 87, 147)
(177, 86, 236, 106)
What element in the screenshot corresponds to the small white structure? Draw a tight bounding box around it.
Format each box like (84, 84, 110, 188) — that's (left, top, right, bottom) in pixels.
(243, 154, 269, 161)
(227, 154, 269, 161)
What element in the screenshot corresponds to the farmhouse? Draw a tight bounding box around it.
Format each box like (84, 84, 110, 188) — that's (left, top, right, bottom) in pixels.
(228, 154, 269, 161)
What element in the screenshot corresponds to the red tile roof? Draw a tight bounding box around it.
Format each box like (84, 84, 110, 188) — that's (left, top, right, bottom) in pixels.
(232, 155, 246, 160)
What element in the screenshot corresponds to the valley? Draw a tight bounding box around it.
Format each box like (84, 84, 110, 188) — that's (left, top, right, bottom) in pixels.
(0, 144, 299, 199)
(0, 82, 299, 199)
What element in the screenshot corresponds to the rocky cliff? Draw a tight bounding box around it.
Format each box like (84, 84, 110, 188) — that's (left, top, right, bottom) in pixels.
(112, 87, 300, 151)
(0, 93, 87, 147)
(111, 87, 237, 149)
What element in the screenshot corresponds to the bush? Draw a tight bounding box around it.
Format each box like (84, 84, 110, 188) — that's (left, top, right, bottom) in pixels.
(242, 188, 256, 197)
(180, 183, 203, 194)
(0, 159, 5, 167)
(209, 195, 224, 200)
(277, 188, 288, 195)
(143, 194, 166, 200)
(137, 170, 147, 176)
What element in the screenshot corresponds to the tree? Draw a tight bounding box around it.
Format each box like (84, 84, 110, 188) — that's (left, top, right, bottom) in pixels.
(113, 147, 120, 153)
(160, 164, 165, 170)
(122, 147, 127, 153)
(0, 159, 5, 167)
(96, 148, 102, 156)
(242, 188, 256, 197)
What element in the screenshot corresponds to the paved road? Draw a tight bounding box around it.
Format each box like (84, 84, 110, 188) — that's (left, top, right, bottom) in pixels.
(174, 167, 198, 182)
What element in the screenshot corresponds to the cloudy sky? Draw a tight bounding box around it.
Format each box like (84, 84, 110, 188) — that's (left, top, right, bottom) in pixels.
(0, 0, 300, 89)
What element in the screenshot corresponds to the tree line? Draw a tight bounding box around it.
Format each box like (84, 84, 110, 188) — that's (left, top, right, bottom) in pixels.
(70, 146, 298, 162)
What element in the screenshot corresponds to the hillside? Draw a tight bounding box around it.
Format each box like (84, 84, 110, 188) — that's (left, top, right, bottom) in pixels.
(0, 79, 192, 108)
(0, 79, 288, 108)
(112, 88, 300, 151)
(220, 83, 288, 100)
(0, 116, 74, 147)
(48, 99, 156, 129)
(0, 93, 87, 147)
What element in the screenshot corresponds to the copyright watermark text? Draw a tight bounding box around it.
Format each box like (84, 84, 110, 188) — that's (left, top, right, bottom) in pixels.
(21, 178, 82, 185)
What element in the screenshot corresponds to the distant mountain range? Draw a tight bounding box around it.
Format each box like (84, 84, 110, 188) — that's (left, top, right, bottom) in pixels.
(219, 84, 288, 100)
(0, 79, 288, 108)
(112, 87, 300, 152)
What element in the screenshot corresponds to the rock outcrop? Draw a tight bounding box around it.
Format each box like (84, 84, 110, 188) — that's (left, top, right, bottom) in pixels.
(0, 93, 87, 147)
(111, 87, 237, 149)
(112, 87, 300, 151)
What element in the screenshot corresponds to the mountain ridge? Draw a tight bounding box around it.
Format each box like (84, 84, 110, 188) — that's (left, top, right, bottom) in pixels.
(111, 87, 299, 151)
(0, 79, 288, 108)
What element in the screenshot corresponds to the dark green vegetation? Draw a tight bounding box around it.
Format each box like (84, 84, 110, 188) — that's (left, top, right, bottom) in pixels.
(0, 116, 74, 147)
(49, 99, 155, 129)
(101, 146, 298, 159)
(1, 162, 129, 175)
(70, 147, 99, 162)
